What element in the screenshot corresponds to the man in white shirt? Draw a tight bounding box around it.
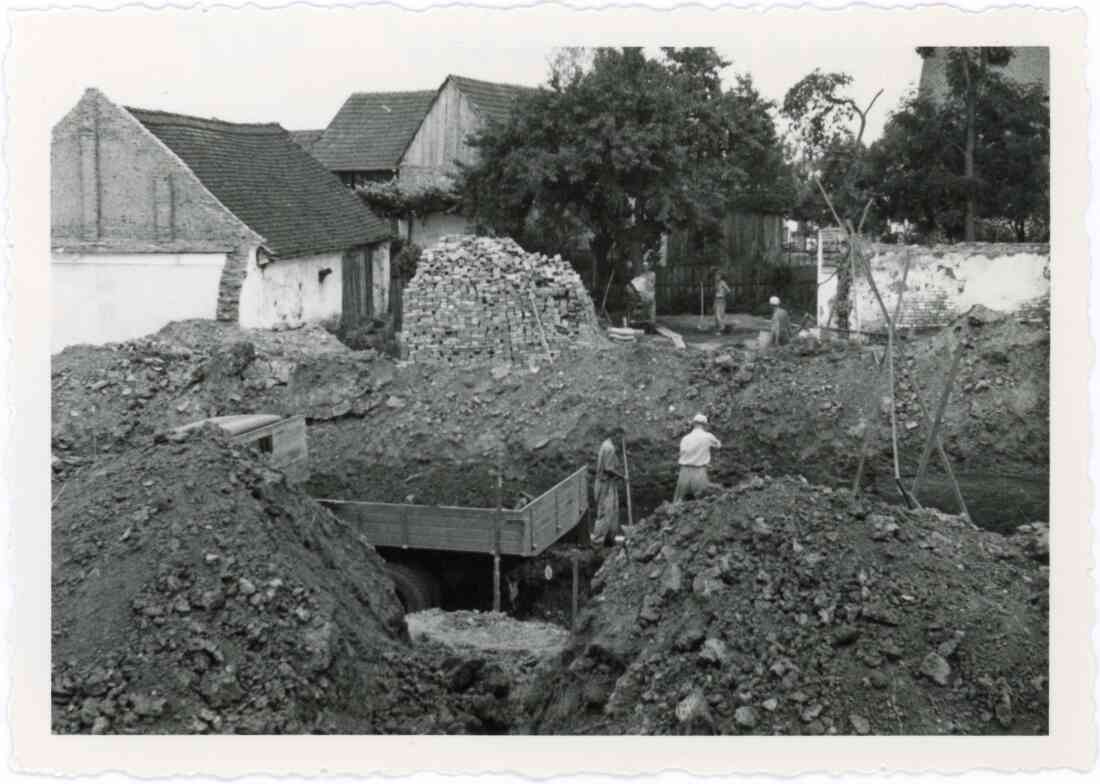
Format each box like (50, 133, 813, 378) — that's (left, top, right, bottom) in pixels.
(673, 414, 722, 503)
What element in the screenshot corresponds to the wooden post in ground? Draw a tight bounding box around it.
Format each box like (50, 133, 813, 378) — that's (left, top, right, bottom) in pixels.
(622, 438, 634, 530)
(600, 268, 615, 322)
(492, 550, 501, 613)
(493, 449, 503, 612)
(914, 392, 972, 521)
(571, 553, 579, 631)
(853, 248, 912, 496)
(913, 319, 969, 501)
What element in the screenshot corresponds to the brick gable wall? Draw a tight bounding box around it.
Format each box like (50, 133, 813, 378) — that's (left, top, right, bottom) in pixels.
(51, 89, 262, 320)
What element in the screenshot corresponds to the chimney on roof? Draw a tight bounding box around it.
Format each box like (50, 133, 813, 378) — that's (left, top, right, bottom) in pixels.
(78, 90, 101, 241)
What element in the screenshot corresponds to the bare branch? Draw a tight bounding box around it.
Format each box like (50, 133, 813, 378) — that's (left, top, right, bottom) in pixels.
(863, 89, 885, 120)
(814, 177, 847, 234)
(858, 198, 875, 234)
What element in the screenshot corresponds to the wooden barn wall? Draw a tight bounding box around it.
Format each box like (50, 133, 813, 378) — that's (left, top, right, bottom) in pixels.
(659, 212, 815, 313)
(401, 81, 482, 176)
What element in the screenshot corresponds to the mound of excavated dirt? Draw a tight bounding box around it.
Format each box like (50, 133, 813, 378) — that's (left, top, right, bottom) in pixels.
(522, 476, 1049, 735)
(308, 314, 1048, 530)
(51, 320, 390, 485)
(689, 313, 1049, 527)
(51, 427, 517, 734)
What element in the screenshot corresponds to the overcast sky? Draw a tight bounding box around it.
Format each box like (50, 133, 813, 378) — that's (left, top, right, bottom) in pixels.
(14, 5, 927, 146)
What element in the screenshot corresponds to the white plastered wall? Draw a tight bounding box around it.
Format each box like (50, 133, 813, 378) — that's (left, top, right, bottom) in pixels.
(238, 249, 343, 329)
(817, 241, 1050, 332)
(51, 251, 226, 353)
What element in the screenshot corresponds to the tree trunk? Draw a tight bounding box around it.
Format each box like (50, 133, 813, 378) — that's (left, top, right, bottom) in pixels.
(591, 232, 614, 302)
(835, 247, 852, 332)
(963, 54, 978, 242)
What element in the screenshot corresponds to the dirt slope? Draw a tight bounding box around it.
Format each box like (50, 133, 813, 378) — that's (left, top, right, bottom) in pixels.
(308, 314, 1048, 528)
(51, 427, 518, 734)
(521, 477, 1049, 735)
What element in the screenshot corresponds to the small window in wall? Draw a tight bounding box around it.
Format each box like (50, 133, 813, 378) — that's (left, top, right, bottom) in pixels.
(255, 435, 274, 454)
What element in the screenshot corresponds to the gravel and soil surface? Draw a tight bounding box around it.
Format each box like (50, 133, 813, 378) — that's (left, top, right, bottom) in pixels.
(522, 476, 1049, 735)
(50, 305, 1049, 735)
(51, 426, 524, 734)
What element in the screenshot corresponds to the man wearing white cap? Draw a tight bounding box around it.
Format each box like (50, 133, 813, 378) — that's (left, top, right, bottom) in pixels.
(769, 296, 791, 347)
(673, 414, 722, 503)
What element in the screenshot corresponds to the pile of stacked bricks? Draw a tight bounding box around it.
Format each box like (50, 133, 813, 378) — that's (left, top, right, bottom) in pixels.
(402, 235, 599, 365)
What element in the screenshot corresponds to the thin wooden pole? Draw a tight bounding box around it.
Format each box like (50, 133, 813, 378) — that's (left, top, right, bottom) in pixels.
(492, 550, 501, 613)
(914, 391, 972, 521)
(494, 450, 503, 613)
(853, 248, 911, 496)
(622, 437, 634, 529)
(528, 287, 554, 364)
(913, 319, 968, 500)
(571, 553, 579, 631)
(600, 268, 615, 321)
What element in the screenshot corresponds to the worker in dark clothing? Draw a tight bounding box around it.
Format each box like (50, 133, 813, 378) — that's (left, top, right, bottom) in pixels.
(769, 295, 791, 346)
(591, 426, 626, 547)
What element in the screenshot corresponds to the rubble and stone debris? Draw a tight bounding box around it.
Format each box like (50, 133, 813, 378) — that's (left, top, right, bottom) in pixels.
(402, 236, 600, 365)
(523, 476, 1049, 735)
(51, 427, 517, 734)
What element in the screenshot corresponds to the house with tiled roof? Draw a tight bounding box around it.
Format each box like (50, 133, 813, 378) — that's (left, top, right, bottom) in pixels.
(314, 75, 538, 247)
(51, 88, 393, 352)
(311, 90, 438, 186)
(289, 129, 325, 154)
(398, 75, 537, 187)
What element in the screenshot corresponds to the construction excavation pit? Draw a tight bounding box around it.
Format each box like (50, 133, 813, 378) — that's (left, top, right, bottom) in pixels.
(50, 266, 1050, 735)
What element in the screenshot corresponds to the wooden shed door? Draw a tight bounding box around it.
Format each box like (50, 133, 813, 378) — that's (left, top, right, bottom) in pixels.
(342, 246, 373, 325)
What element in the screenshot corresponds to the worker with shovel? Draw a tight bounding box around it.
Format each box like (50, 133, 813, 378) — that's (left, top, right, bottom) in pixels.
(673, 414, 722, 504)
(591, 425, 626, 547)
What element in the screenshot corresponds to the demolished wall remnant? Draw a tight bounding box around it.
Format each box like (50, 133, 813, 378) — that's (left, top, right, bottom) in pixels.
(402, 235, 599, 365)
(818, 242, 1050, 332)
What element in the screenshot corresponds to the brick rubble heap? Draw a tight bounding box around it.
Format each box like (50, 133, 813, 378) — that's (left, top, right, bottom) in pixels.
(402, 236, 599, 365)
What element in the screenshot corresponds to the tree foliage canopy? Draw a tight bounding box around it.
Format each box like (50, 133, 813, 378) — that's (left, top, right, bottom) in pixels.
(457, 47, 794, 277)
(867, 67, 1049, 242)
(781, 69, 883, 233)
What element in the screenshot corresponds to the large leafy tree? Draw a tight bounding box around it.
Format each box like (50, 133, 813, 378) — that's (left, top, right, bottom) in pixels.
(458, 47, 793, 284)
(867, 76, 1049, 242)
(914, 47, 1015, 241)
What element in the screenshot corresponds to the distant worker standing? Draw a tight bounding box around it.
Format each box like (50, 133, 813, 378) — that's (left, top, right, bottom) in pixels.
(769, 295, 791, 347)
(673, 414, 722, 504)
(714, 273, 731, 334)
(591, 426, 626, 546)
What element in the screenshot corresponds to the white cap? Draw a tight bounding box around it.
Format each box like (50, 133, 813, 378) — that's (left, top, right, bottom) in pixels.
(769, 296, 781, 306)
(692, 413, 708, 425)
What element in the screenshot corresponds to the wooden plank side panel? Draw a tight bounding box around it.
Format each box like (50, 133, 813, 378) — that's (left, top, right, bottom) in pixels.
(525, 466, 589, 555)
(320, 500, 528, 554)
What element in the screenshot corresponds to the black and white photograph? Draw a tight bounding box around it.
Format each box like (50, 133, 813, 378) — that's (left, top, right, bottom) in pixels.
(1, 0, 1093, 777)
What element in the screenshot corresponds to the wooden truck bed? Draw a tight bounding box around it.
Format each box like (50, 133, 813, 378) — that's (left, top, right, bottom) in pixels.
(318, 465, 589, 557)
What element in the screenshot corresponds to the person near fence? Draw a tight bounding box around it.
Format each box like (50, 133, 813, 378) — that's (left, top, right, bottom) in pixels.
(769, 295, 791, 346)
(591, 426, 625, 546)
(714, 273, 731, 334)
(673, 414, 722, 504)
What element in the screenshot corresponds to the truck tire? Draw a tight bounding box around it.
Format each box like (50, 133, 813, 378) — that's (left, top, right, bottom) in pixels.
(384, 562, 439, 613)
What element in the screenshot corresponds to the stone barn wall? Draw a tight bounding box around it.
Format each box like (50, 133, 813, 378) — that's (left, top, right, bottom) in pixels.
(402, 236, 599, 365)
(817, 242, 1050, 333)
